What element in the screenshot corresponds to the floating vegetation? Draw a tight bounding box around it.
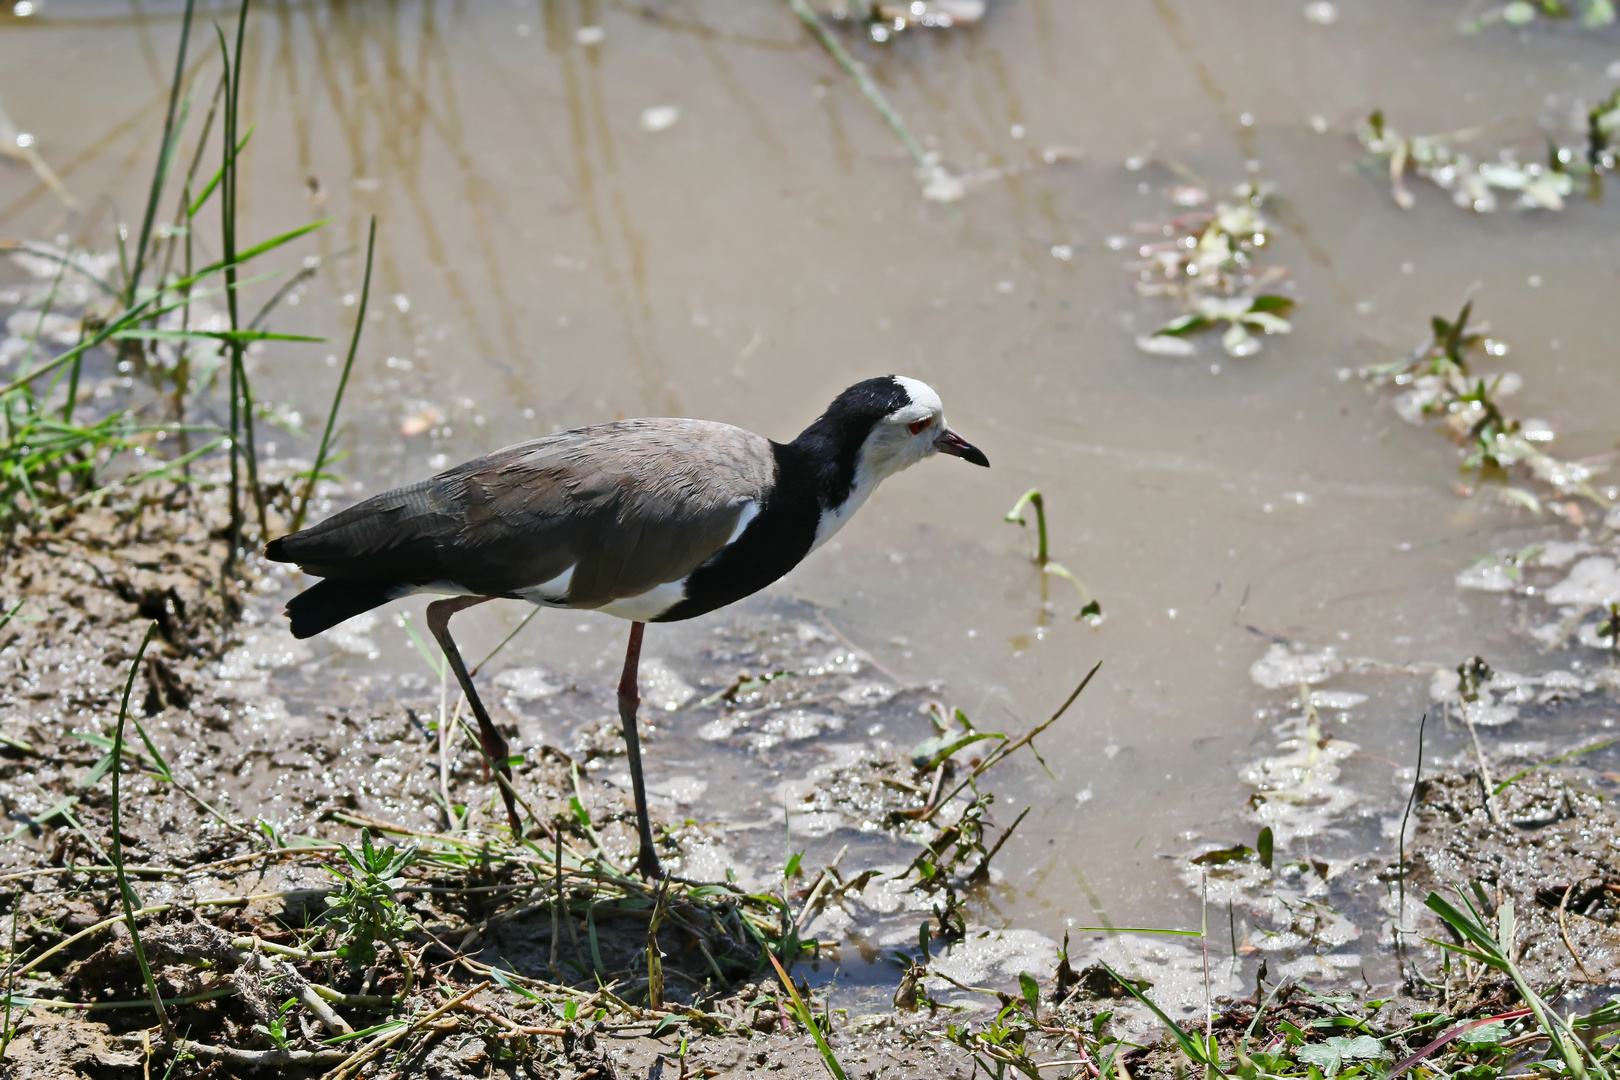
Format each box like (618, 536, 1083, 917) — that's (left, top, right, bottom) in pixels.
(1127, 181, 1296, 358)
(1358, 101, 1620, 212)
(1359, 299, 1616, 516)
(1464, 0, 1617, 31)
(861, 0, 986, 38)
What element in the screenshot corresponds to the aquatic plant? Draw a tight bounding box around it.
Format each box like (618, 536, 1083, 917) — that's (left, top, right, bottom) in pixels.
(1127, 181, 1296, 358)
(1465, 0, 1616, 31)
(1360, 299, 1613, 512)
(1358, 104, 1619, 212)
(1004, 488, 1102, 623)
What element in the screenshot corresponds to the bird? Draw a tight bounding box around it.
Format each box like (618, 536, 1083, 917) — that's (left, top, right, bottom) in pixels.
(265, 375, 988, 878)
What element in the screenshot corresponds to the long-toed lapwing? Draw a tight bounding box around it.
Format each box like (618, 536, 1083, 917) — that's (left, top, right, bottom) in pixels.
(266, 375, 988, 878)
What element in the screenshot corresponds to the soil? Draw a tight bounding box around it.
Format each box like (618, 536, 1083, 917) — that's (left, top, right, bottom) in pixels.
(2, 486, 1617, 1079)
(1406, 767, 1620, 989)
(0, 486, 994, 1078)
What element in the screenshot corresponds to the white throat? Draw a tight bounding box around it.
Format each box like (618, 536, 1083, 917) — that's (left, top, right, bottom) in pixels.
(808, 454, 884, 553)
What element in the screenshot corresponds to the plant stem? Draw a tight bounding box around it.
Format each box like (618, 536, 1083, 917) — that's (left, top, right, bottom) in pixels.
(291, 215, 374, 533)
(111, 622, 170, 1037)
(126, 0, 196, 310)
(780, 0, 929, 171)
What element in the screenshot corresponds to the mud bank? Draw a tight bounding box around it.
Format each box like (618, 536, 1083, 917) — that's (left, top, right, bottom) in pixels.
(2, 488, 1616, 1080)
(0, 486, 1082, 1077)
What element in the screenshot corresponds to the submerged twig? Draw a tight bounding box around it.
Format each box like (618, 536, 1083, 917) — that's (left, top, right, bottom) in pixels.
(780, 0, 961, 202)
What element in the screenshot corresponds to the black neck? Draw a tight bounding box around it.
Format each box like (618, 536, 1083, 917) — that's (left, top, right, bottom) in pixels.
(652, 441, 824, 622)
(786, 415, 868, 513)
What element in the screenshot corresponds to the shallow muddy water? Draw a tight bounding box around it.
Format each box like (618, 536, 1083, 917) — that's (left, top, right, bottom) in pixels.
(3, 0, 1619, 960)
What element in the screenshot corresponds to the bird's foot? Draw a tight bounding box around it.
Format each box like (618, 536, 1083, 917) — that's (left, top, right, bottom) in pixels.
(636, 845, 664, 880)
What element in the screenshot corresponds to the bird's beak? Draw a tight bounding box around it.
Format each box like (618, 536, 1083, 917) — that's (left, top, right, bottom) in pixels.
(935, 427, 990, 467)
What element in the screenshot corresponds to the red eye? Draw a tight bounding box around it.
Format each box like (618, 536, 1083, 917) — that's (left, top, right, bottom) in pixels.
(908, 418, 930, 435)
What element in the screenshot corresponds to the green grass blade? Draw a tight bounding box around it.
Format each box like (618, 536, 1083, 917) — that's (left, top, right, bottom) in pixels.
(1423, 892, 1507, 962)
(110, 623, 169, 1036)
(767, 951, 849, 1080)
(108, 328, 324, 343)
(186, 121, 255, 218)
(126, 0, 196, 306)
(1493, 737, 1620, 795)
(291, 216, 374, 532)
(1099, 961, 1224, 1073)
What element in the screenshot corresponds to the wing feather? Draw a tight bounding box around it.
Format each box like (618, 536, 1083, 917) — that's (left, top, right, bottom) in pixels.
(267, 419, 775, 608)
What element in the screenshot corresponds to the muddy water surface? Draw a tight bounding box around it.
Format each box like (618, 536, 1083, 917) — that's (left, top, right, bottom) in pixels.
(3, 0, 1619, 953)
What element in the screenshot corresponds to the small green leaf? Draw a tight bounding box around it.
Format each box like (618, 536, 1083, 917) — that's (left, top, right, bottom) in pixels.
(912, 731, 1005, 771)
(1018, 971, 1041, 1018)
(1157, 314, 1214, 337)
(1191, 842, 1254, 866)
(1257, 826, 1274, 870)
(1247, 294, 1295, 315)
(1502, 0, 1538, 24)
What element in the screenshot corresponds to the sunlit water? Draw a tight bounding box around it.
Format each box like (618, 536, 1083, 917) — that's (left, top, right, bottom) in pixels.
(3, 0, 1619, 979)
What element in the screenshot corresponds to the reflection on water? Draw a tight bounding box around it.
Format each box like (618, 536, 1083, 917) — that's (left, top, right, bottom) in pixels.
(3, 0, 1619, 939)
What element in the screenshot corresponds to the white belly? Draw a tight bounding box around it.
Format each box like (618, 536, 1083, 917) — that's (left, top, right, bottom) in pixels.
(593, 579, 687, 621)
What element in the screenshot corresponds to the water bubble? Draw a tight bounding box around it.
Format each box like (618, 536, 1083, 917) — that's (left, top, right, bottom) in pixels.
(1527, 274, 1542, 287)
(1240, 112, 1255, 127)
(1107, 235, 1128, 251)
(1010, 124, 1026, 139)
(575, 25, 605, 45)
(1302, 1, 1337, 23)
(1049, 244, 1074, 261)
(13, 1, 34, 15)
(640, 105, 680, 132)
(1125, 156, 1145, 171)
(14, 133, 34, 149)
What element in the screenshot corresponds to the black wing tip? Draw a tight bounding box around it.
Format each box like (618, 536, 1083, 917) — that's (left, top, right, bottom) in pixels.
(264, 535, 290, 562)
(284, 578, 399, 639)
(286, 615, 321, 640)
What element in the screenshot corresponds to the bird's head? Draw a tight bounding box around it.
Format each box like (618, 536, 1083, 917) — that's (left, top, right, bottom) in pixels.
(866, 374, 989, 476)
(798, 375, 989, 496)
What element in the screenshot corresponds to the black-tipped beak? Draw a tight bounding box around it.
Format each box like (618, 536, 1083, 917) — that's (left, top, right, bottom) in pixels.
(936, 428, 990, 467)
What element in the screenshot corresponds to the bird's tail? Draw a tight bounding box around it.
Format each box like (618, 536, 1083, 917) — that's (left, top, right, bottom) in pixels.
(284, 578, 405, 640)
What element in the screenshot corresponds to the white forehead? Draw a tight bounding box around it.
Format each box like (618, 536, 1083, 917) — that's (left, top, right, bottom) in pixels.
(892, 376, 943, 418)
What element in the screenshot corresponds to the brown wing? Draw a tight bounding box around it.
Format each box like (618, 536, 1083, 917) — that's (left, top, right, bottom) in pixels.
(269, 419, 776, 606)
